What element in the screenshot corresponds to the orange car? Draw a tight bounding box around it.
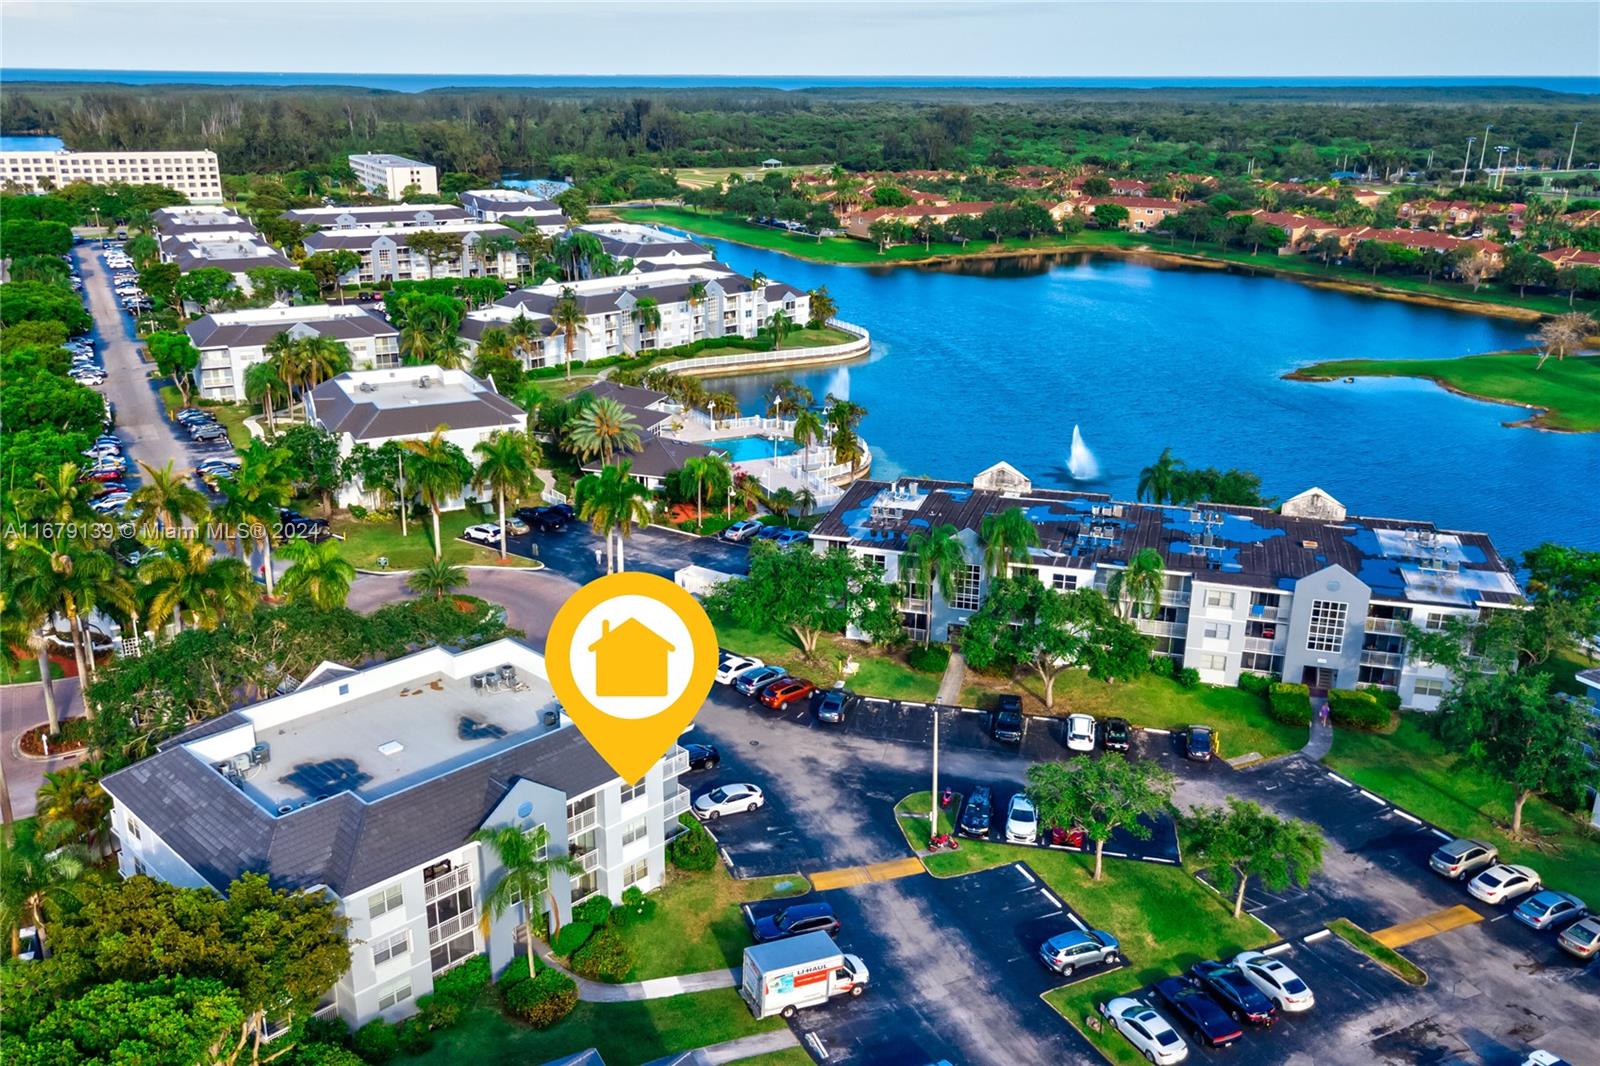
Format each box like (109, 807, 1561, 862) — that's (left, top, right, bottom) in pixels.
(759, 677, 816, 709)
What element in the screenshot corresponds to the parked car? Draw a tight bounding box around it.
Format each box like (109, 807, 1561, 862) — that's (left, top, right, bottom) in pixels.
(721, 518, 764, 542)
(760, 677, 816, 709)
(773, 528, 810, 548)
(514, 505, 570, 532)
(692, 783, 765, 820)
(1556, 915, 1600, 960)
(683, 743, 721, 771)
(1513, 891, 1589, 932)
(715, 653, 765, 685)
(814, 688, 850, 724)
(1099, 998, 1189, 1065)
(1232, 950, 1314, 1012)
(958, 785, 993, 838)
(1429, 837, 1499, 881)
(1190, 960, 1276, 1026)
(1038, 929, 1119, 976)
(750, 903, 841, 943)
(1066, 713, 1097, 752)
(1044, 824, 1086, 848)
(1154, 977, 1242, 1048)
(504, 516, 530, 536)
(1468, 864, 1542, 905)
(462, 523, 500, 543)
(755, 524, 785, 540)
(734, 665, 787, 696)
(1102, 716, 1131, 752)
(1184, 725, 1215, 762)
(991, 694, 1024, 743)
(1005, 793, 1038, 844)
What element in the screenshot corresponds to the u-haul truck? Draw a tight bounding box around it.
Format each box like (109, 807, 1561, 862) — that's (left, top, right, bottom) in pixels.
(739, 931, 870, 1019)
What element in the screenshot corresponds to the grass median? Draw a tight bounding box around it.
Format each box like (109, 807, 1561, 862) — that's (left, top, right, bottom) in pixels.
(712, 616, 945, 702)
(1327, 918, 1428, 987)
(331, 509, 542, 571)
(621, 865, 811, 982)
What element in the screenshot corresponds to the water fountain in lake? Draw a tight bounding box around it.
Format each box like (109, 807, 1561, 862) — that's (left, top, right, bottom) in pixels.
(1067, 425, 1100, 481)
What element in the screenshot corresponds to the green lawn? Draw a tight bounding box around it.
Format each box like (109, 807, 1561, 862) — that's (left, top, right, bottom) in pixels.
(0, 656, 65, 685)
(1289, 353, 1600, 432)
(962, 668, 1304, 761)
(1327, 918, 1428, 987)
(331, 509, 541, 570)
(621, 865, 810, 981)
(1324, 714, 1600, 897)
(397, 988, 785, 1066)
(712, 616, 945, 702)
(1530, 644, 1598, 698)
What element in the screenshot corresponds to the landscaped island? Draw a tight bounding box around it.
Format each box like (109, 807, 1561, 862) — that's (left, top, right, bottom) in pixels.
(1287, 351, 1600, 432)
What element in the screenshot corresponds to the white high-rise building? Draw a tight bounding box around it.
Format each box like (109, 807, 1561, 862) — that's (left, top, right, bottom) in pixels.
(348, 153, 439, 199)
(0, 148, 223, 203)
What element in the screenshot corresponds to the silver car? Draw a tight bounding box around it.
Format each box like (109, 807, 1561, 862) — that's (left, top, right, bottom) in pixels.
(1428, 837, 1497, 881)
(1513, 890, 1589, 931)
(1467, 864, 1541, 905)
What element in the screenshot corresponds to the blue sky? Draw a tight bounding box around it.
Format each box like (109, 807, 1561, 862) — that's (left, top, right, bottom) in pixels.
(3, 1, 1597, 78)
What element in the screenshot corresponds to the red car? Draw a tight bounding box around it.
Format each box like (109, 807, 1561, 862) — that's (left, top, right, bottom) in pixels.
(82, 468, 124, 482)
(759, 677, 816, 709)
(1046, 825, 1087, 848)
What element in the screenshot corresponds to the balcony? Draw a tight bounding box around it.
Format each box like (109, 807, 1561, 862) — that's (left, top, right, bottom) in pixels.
(1360, 650, 1404, 669)
(569, 842, 601, 874)
(566, 806, 598, 837)
(665, 786, 691, 821)
(663, 747, 690, 780)
(1365, 617, 1408, 635)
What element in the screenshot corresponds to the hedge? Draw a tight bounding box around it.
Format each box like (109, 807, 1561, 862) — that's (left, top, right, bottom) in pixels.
(499, 965, 578, 1029)
(350, 1020, 398, 1064)
(614, 885, 657, 928)
(1147, 655, 1176, 679)
(667, 813, 719, 871)
(573, 894, 615, 927)
(1237, 672, 1271, 696)
(1267, 682, 1313, 726)
(524, 332, 778, 381)
(906, 644, 950, 673)
(551, 919, 594, 957)
(1176, 667, 1201, 689)
(1328, 688, 1392, 732)
(571, 924, 634, 983)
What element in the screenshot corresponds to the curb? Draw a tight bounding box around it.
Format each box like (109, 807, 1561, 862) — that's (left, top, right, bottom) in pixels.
(353, 562, 547, 576)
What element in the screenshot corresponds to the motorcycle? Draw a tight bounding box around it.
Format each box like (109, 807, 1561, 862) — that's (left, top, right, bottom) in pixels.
(928, 833, 961, 851)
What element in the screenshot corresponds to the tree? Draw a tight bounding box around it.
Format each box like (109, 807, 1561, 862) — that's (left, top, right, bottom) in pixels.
(229, 439, 295, 599)
(2, 976, 249, 1066)
(1184, 798, 1325, 917)
(472, 824, 585, 978)
(705, 540, 902, 656)
(1105, 548, 1165, 620)
(145, 331, 201, 403)
(680, 455, 718, 520)
(1352, 240, 1392, 276)
(408, 559, 468, 601)
(566, 397, 641, 467)
(1244, 222, 1287, 255)
(244, 359, 289, 436)
(960, 578, 1140, 707)
(978, 507, 1040, 578)
(1531, 311, 1595, 369)
(574, 461, 653, 574)
(555, 187, 591, 223)
(630, 295, 662, 351)
(0, 280, 91, 332)
(1519, 543, 1600, 643)
(138, 540, 257, 633)
(807, 285, 838, 327)
(474, 431, 537, 560)
(278, 423, 345, 516)
(1025, 754, 1174, 880)
(131, 458, 211, 536)
(0, 816, 87, 957)
(1456, 249, 1493, 291)
(175, 266, 238, 314)
(402, 429, 473, 563)
(294, 337, 352, 418)
(277, 537, 357, 611)
(550, 286, 589, 379)
(1092, 203, 1130, 230)
(35, 764, 112, 854)
(903, 522, 967, 645)
(1137, 447, 1183, 504)
(301, 250, 361, 302)
(767, 308, 794, 349)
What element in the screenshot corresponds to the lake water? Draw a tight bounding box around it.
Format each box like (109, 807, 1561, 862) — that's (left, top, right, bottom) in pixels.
(688, 237, 1600, 555)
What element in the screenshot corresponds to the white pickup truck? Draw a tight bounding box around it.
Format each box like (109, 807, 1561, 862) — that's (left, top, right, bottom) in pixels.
(739, 931, 870, 1019)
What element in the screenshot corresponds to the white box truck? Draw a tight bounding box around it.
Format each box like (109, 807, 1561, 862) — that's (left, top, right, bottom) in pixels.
(740, 931, 870, 1019)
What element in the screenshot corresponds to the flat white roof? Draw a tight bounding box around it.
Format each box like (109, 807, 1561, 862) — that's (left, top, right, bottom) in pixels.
(350, 152, 434, 169)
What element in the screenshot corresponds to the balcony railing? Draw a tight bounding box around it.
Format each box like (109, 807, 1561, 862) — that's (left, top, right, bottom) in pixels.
(1360, 650, 1404, 669)
(569, 843, 601, 873)
(1364, 617, 1408, 635)
(566, 806, 598, 837)
(663, 747, 690, 779)
(665, 787, 691, 821)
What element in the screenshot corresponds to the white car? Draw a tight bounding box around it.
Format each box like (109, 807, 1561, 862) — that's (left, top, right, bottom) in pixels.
(1005, 793, 1038, 844)
(1468, 864, 1541, 905)
(716, 654, 766, 685)
(1232, 950, 1315, 1012)
(462, 523, 500, 543)
(1100, 997, 1188, 1064)
(692, 783, 765, 820)
(1066, 713, 1097, 752)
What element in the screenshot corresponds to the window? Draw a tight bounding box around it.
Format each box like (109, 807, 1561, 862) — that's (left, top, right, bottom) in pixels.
(377, 978, 412, 1011)
(951, 565, 982, 612)
(619, 778, 648, 805)
(1307, 600, 1349, 653)
(1413, 678, 1445, 699)
(622, 858, 649, 888)
(1198, 653, 1228, 671)
(1043, 571, 1077, 591)
(1203, 622, 1232, 641)
(1204, 589, 1236, 609)
(1422, 612, 1449, 632)
(368, 884, 403, 918)
(371, 931, 409, 967)
(126, 815, 142, 840)
(861, 553, 886, 572)
(621, 816, 648, 848)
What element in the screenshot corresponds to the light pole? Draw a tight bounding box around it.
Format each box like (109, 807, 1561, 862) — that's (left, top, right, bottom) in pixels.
(928, 705, 941, 847)
(1461, 136, 1477, 187)
(1477, 125, 1493, 172)
(1567, 121, 1581, 172)
(1493, 146, 1510, 190)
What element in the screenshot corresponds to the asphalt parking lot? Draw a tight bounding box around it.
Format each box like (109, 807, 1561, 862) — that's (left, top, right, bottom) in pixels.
(504, 522, 751, 583)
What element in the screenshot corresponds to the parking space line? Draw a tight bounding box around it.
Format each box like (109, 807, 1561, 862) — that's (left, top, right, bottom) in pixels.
(1143, 727, 1171, 735)
(1325, 772, 1353, 787)
(1263, 942, 1295, 956)
(805, 1032, 828, 1060)
(1067, 912, 1086, 930)
(1015, 865, 1036, 884)
(1372, 904, 1483, 948)
(1430, 828, 1452, 840)
(1304, 929, 1331, 942)
(1391, 810, 1421, 824)
(1040, 889, 1062, 909)
(1357, 789, 1387, 804)
(718, 847, 732, 867)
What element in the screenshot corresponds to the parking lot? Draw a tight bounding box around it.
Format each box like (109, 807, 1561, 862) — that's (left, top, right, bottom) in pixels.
(497, 521, 751, 583)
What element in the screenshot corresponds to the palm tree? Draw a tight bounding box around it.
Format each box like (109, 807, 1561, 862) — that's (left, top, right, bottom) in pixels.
(17, 464, 92, 528)
(471, 824, 584, 976)
(231, 439, 295, 599)
(749, 270, 769, 293)
(138, 540, 257, 632)
(903, 523, 967, 645)
(130, 459, 211, 536)
(630, 296, 662, 352)
(567, 397, 641, 468)
(1137, 447, 1184, 505)
(244, 359, 289, 436)
(474, 431, 536, 560)
(550, 287, 588, 380)
(767, 309, 794, 350)
(0, 817, 88, 959)
(403, 428, 473, 562)
(2, 541, 63, 734)
(684, 280, 709, 336)
(681, 455, 716, 520)
(794, 486, 817, 518)
(267, 331, 306, 420)
(791, 408, 825, 468)
(507, 313, 541, 369)
(807, 285, 838, 325)
(297, 336, 351, 419)
(1106, 547, 1166, 620)
(277, 537, 357, 610)
(574, 461, 653, 574)
(979, 507, 1041, 578)
(735, 472, 766, 516)
(35, 764, 111, 855)
(408, 559, 468, 601)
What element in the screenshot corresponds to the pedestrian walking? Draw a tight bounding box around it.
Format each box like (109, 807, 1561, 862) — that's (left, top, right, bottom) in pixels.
(1318, 703, 1331, 728)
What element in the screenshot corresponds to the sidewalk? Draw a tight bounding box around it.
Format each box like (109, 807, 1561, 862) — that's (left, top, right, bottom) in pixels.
(1302, 699, 1334, 760)
(535, 944, 735, 1002)
(935, 651, 966, 705)
(641, 1030, 802, 1066)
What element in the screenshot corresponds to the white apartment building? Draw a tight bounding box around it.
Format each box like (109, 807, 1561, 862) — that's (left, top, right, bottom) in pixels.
(0, 148, 223, 202)
(151, 205, 251, 235)
(459, 189, 567, 232)
(100, 640, 693, 1028)
(283, 204, 472, 230)
(812, 466, 1524, 710)
(186, 304, 399, 402)
(302, 220, 524, 284)
(348, 153, 439, 200)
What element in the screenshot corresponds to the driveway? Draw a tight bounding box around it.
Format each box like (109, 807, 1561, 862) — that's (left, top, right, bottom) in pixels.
(1, 677, 86, 819)
(516, 523, 750, 584)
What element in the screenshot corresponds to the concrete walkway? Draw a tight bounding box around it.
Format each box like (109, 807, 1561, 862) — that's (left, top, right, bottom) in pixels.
(935, 651, 967, 706)
(535, 944, 736, 1002)
(1302, 699, 1334, 760)
(642, 1030, 802, 1066)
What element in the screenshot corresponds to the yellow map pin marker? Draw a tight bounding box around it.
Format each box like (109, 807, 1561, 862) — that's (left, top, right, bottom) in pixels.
(545, 571, 720, 783)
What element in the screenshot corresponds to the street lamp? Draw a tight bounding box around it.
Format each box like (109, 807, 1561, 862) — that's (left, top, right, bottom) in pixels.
(1566, 121, 1581, 172)
(1478, 125, 1493, 172)
(1461, 136, 1477, 187)
(1493, 146, 1511, 190)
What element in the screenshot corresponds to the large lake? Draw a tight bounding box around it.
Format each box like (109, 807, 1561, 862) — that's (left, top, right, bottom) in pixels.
(688, 236, 1600, 555)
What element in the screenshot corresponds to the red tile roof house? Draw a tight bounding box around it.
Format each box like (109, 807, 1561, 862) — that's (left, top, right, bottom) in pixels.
(1231, 211, 1344, 252)
(1064, 176, 1152, 197)
(1397, 199, 1485, 228)
(1053, 196, 1185, 232)
(843, 202, 997, 240)
(1539, 247, 1600, 269)
(1560, 208, 1600, 229)
(1351, 227, 1505, 266)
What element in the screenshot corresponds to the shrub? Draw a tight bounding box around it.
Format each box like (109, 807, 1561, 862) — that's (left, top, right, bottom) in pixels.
(428, 954, 490, 1010)
(573, 894, 614, 927)
(614, 885, 657, 928)
(395, 1017, 434, 1055)
(1147, 655, 1176, 678)
(571, 924, 634, 982)
(1372, 688, 1402, 712)
(1329, 688, 1391, 732)
(350, 1019, 399, 1064)
(349, 504, 368, 520)
(551, 919, 594, 957)
(667, 813, 719, 871)
(416, 994, 461, 1030)
(906, 644, 951, 673)
(300, 1016, 352, 1049)
(1176, 667, 1201, 689)
(1237, 672, 1271, 696)
(499, 965, 578, 1029)
(291, 1044, 367, 1066)
(1267, 682, 1313, 727)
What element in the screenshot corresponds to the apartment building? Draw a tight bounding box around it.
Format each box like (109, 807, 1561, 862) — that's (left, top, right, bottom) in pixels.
(151, 205, 252, 236)
(185, 304, 399, 402)
(812, 465, 1523, 710)
(283, 204, 472, 230)
(348, 153, 439, 199)
(0, 148, 223, 202)
(459, 189, 567, 231)
(302, 220, 524, 284)
(581, 223, 720, 268)
(100, 640, 693, 1027)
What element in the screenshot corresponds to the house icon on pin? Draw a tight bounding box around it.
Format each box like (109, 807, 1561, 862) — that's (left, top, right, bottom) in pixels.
(588, 617, 675, 698)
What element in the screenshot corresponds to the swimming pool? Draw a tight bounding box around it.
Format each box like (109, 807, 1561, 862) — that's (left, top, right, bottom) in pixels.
(716, 435, 802, 462)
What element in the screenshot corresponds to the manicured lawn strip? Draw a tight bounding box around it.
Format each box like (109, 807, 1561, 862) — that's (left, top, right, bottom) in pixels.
(962, 669, 1304, 760)
(209, 402, 254, 449)
(1327, 918, 1428, 986)
(1324, 714, 1600, 898)
(711, 616, 944, 702)
(729, 1050, 814, 1066)
(0, 657, 65, 684)
(397, 988, 785, 1066)
(1531, 644, 1598, 698)
(622, 865, 811, 981)
(1289, 353, 1600, 432)
(331, 509, 540, 570)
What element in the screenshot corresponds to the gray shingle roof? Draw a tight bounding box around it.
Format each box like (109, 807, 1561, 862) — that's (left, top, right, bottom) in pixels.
(579, 435, 723, 481)
(310, 378, 524, 442)
(187, 307, 398, 350)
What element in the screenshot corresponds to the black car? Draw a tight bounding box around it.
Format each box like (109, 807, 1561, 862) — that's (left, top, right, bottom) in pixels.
(750, 902, 840, 943)
(991, 694, 1023, 743)
(1155, 976, 1243, 1048)
(1102, 717, 1131, 752)
(683, 742, 720, 771)
(958, 785, 993, 837)
(514, 505, 571, 532)
(1185, 725, 1215, 762)
(814, 688, 850, 724)
(1191, 960, 1276, 1026)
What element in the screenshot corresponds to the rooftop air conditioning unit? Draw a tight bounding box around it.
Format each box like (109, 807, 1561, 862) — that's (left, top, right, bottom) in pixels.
(250, 743, 271, 766)
(417, 376, 432, 388)
(359, 381, 376, 392)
